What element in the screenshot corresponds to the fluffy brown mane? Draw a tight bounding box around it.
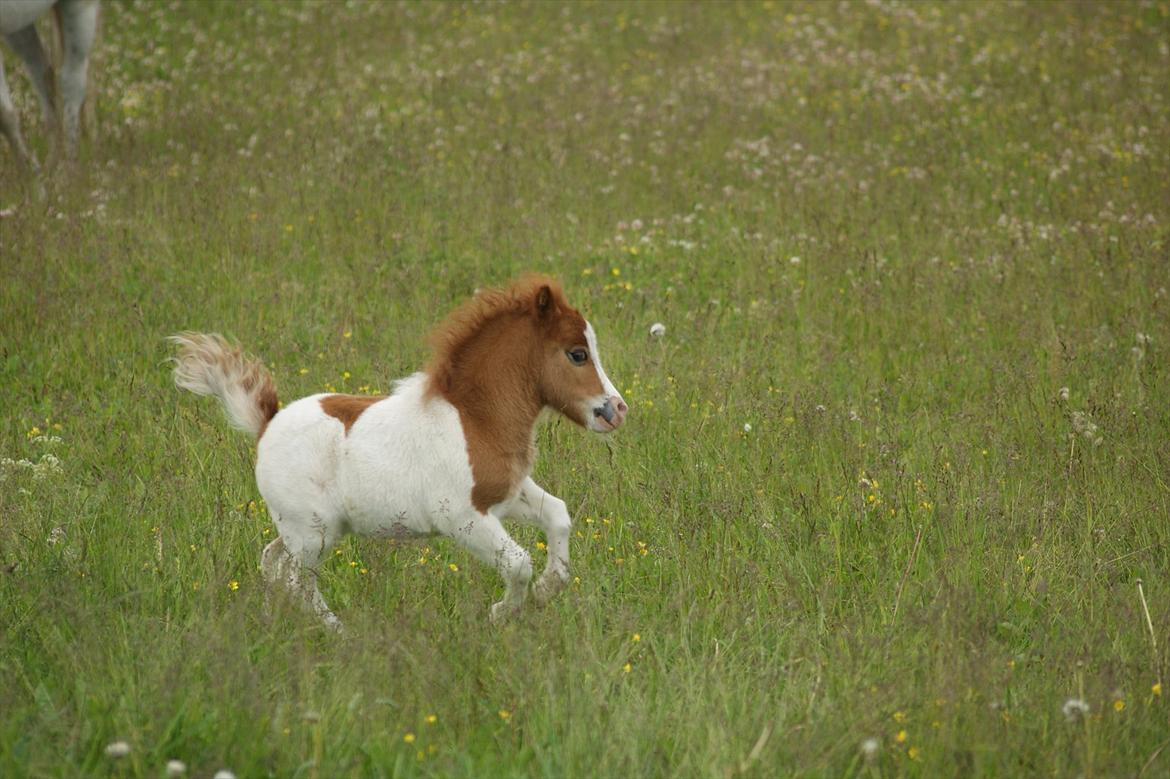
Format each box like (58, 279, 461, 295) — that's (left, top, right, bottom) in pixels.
(425, 275, 569, 395)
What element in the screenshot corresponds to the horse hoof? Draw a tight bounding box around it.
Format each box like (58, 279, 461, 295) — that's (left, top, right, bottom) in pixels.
(533, 573, 567, 606)
(490, 601, 519, 624)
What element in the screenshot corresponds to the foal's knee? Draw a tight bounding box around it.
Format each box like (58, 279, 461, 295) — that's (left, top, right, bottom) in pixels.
(544, 497, 572, 535)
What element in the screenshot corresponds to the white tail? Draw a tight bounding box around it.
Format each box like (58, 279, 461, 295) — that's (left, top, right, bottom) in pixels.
(169, 332, 279, 436)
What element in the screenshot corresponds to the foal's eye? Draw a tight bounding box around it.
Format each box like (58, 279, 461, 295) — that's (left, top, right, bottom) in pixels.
(566, 348, 589, 365)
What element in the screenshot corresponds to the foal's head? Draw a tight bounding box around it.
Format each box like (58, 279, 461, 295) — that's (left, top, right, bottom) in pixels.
(530, 280, 628, 432)
(428, 276, 628, 433)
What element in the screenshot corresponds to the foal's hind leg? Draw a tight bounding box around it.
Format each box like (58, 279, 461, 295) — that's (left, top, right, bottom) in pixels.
(262, 517, 344, 631)
(450, 512, 532, 623)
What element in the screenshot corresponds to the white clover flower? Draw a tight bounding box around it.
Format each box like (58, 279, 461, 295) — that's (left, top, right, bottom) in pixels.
(213, 770, 237, 779)
(1062, 698, 1090, 721)
(649, 322, 666, 338)
(105, 741, 131, 758)
(48, 527, 66, 545)
(860, 737, 880, 759)
(789, 256, 801, 265)
(743, 423, 752, 433)
(1058, 387, 1070, 402)
(166, 759, 188, 777)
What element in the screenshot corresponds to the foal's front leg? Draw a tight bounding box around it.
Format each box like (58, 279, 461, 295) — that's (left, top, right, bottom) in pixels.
(509, 477, 573, 605)
(450, 511, 533, 622)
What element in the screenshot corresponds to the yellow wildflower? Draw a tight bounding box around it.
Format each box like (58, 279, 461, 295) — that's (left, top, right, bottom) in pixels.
(403, 733, 415, 744)
(895, 730, 907, 744)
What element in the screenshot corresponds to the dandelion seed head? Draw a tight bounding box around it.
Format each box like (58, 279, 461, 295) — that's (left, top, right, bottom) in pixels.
(1062, 697, 1090, 721)
(649, 322, 666, 338)
(166, 759, 187, 777)
(105, 741, 131, 759)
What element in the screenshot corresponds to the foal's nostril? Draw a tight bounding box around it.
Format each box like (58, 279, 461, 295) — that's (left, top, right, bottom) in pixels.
(594, 400, 616, 424)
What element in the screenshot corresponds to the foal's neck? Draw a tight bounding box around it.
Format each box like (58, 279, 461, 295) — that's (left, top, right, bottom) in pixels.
(427, 315, 546, 511)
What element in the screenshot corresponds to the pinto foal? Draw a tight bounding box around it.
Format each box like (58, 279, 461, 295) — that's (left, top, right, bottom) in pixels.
(171, 277, 627, 627)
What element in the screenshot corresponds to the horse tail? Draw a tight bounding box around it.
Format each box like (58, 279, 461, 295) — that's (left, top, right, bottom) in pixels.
(169, 333, 279, 437)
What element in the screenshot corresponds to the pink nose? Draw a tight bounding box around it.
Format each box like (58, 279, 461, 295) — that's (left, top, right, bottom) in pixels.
(593, 396, 629, 430)
(610, 396, 629, 428)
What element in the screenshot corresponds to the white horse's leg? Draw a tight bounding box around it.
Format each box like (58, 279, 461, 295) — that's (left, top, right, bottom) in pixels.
(55, 0, 98, 161)
(0, 58, 40, 173)
(450, 512, 533, 622)
(4, 23, 57, 138)
(508, 477, 573, 605)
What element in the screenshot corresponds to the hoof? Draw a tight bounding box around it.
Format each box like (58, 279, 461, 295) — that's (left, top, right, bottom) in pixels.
(533, 572, 568, 606)
(490, 600, 520, 625)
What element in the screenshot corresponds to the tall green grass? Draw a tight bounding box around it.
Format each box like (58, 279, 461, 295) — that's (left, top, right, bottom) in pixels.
(2, 1, 1167, 776)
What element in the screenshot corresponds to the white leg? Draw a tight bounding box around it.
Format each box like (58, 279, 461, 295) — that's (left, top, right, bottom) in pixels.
(449, 511, 532, 622)
(507, 477, 573, 605)
(262, 516, 344, 631)
(0, 56, 41, 173)
(56, 0, 99, 160)
(4, 25, 56, 134)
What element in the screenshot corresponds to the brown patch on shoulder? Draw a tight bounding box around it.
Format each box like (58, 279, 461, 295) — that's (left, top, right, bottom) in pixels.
(462, 413, 537, 512)
(320, 394, 387, 434)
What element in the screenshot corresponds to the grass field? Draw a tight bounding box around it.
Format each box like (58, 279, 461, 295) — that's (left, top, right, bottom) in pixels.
(2, 1, 1169, 776)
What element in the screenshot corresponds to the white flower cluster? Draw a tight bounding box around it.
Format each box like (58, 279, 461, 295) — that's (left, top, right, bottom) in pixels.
(0, 454, 63, 480)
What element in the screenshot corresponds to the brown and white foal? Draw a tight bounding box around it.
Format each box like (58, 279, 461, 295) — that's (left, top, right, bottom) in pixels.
(171, 277, 627, 627)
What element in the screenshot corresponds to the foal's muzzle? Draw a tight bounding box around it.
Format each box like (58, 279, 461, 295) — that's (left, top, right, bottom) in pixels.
(591, 396, 628, 432)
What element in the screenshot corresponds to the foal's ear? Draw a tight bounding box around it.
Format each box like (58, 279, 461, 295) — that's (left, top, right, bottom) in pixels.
(535, 285, 553, 317)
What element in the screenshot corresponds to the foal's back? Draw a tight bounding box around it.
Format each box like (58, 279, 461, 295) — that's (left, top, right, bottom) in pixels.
(256, 373, 473, 541)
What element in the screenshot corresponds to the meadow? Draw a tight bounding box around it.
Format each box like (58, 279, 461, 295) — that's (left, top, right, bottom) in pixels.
(1, 1, 1168, 776)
